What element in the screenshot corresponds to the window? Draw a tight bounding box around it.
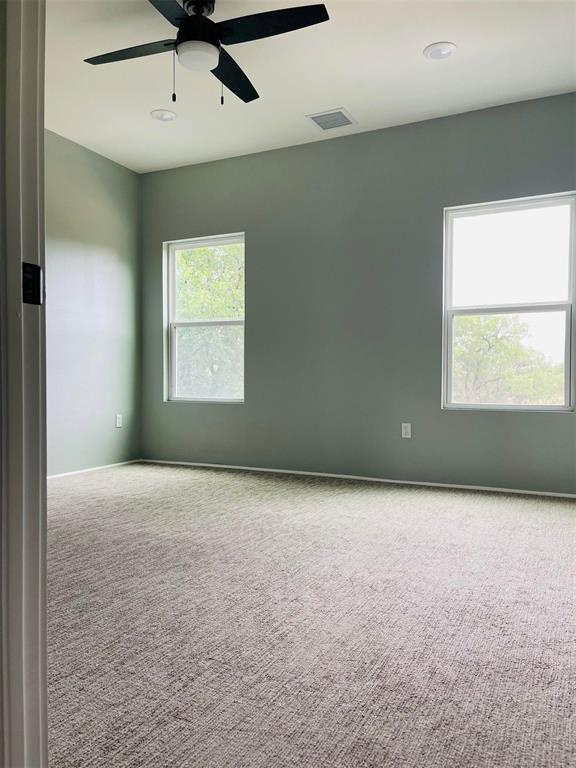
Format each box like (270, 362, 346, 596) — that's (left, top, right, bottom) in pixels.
(443, 193, 575, 410)
(166, 233, 244, 402)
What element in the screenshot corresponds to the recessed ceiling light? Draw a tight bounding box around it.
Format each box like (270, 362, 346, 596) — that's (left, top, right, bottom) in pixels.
(423, 41, 457, 61)
(150, 109, 177, 122)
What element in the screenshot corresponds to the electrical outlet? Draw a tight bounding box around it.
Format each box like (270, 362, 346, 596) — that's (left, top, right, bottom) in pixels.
(115, 414, 123, 428)
(401, 422, 411, 439)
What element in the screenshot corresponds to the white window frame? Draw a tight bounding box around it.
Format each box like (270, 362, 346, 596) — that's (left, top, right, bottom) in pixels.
(442, 192, 576, 412)
(164, 232, 245, 403)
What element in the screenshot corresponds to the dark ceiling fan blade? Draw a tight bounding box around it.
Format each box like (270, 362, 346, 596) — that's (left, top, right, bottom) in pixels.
(217, 4, 329, 45)
(85, 39, 175, 65)
(147, 0, 188, 27)
(212, 49, 259, 103)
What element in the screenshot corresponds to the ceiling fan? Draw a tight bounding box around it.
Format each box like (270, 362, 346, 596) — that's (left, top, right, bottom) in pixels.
(85, 0, 329, 103)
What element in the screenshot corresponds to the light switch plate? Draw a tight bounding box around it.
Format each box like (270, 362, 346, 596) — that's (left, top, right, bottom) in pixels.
(401, 422, 411, 439)
(115, 414, 123, 428)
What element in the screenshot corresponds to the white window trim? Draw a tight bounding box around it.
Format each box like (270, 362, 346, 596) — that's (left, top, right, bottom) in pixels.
(164, 232, 245, 404)
(442, 191, 576, 412)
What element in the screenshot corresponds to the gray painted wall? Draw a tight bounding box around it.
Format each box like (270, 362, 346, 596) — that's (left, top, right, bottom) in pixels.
(45, 131, 140, 475)
(140, 94, 576, 494)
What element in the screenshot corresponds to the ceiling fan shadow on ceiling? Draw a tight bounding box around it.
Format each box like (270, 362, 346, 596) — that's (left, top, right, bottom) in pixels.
(85, 0, 330, 104)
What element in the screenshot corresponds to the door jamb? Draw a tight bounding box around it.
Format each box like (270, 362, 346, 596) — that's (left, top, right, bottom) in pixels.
(0, 0, 48, 765)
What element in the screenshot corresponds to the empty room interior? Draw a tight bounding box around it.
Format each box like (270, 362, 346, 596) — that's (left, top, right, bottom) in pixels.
(44, 1, 575, 766)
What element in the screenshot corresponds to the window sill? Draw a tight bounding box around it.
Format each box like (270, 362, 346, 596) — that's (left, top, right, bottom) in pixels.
(165, 397, 244, 404)
(442, 404, 573, 413)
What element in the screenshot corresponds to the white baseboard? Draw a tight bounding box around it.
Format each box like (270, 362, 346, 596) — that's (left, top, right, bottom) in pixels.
(47, 459, 142, 480)
(140, 458, 576, 500)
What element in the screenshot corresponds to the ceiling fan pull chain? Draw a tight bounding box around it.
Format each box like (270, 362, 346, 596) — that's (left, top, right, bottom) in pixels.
(172, 48, 177, 103)
(220, 80, 224, 106)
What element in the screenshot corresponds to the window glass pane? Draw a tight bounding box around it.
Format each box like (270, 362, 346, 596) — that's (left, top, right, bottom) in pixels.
(450, 311, 566, 406)
(451, 203, 571, 307)
(174, 325, 244, 400)
(174, 241, 244, 321)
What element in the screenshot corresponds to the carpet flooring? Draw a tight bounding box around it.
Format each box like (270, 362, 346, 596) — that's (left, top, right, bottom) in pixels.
(48, 463, 575, 768)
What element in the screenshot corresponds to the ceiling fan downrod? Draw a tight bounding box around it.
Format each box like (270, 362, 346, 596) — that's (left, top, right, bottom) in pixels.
(183, 0, 215, 16)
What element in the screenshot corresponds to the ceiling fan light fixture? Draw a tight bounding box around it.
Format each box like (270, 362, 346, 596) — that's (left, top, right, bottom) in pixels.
(177, 40, 220, 71)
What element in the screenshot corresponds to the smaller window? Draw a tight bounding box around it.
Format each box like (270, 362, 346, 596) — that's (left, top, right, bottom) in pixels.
(443, 193, 575, 411)
(166, 233, 244, 402)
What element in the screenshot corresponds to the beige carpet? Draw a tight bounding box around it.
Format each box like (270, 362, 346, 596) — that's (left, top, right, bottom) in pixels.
(48, 463, 575, 768)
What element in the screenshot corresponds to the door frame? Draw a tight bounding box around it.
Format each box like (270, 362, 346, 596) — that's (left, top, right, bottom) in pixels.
(0, 0, 48, 765)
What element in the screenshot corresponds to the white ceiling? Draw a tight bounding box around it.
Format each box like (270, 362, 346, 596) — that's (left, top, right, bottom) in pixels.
(45, 0, 576, 173)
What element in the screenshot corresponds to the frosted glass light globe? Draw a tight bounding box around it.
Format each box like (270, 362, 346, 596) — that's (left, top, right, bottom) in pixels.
(177, 40, 220, 71)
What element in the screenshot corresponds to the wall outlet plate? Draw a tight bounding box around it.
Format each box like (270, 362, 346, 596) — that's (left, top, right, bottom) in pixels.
(401, 423, 412, 439)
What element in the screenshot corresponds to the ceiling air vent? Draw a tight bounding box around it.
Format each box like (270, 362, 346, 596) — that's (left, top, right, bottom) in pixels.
(307, 108, 355, 131)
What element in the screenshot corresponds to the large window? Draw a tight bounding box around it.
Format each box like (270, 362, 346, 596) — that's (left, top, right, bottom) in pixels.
(443, 193, 575, 410)
(166, 233, 244, 402)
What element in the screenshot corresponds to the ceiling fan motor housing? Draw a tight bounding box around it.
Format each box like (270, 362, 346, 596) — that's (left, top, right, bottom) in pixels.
(176, 13, 220, 48)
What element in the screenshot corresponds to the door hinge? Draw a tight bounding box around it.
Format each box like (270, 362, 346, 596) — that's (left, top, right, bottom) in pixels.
(22, 262, 44, 305)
